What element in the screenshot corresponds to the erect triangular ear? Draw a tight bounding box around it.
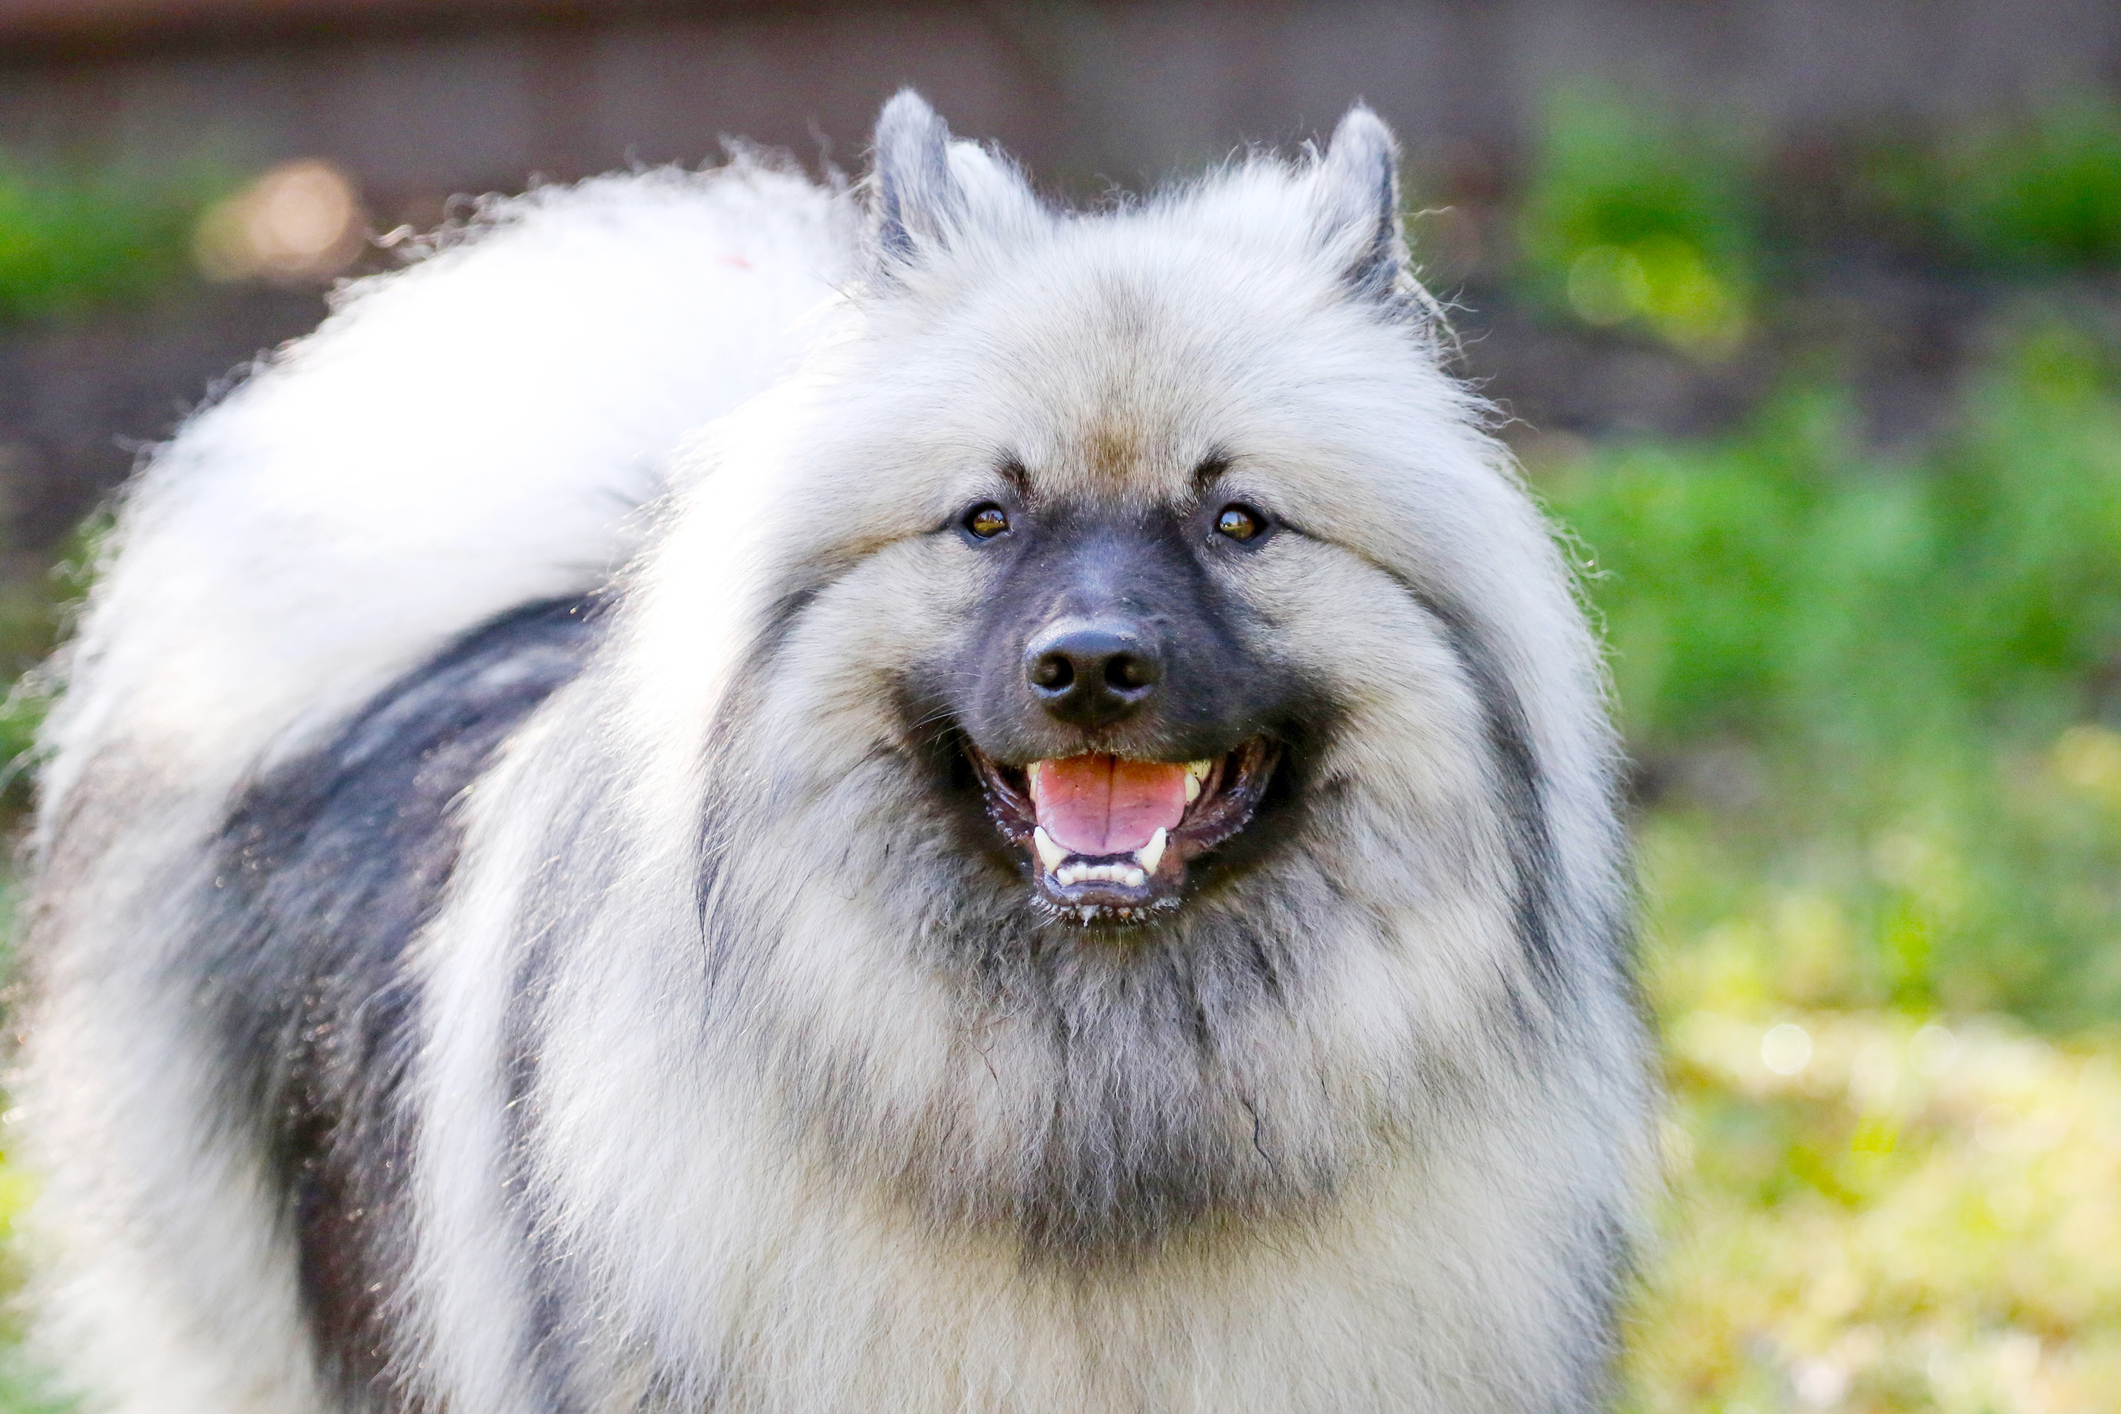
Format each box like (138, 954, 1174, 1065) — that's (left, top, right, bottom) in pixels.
(1313, 105, 1405, 303)
(871, 90, 966, 268)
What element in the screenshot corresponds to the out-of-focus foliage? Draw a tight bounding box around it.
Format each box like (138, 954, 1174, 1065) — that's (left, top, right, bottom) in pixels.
(0, 518, 103, 817)
(1518, 91, 2121, 357)
(0, 1152, 64, 1414)
(1925, 97, 2121, 273)
(0, 898, 66, 1414)
(1555, 324, 2121, 753)
(0, 164, 225, 322)
(1515, 88, 1757, 354)
(1539, 319, 2121, 1411)
(1545, 322, 2121, 1027)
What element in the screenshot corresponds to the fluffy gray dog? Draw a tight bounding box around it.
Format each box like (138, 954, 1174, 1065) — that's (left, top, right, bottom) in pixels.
(20, 93, 1652, 1413)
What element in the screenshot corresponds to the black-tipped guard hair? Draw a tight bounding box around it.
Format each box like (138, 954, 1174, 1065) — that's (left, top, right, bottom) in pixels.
(1313, 105, 1406, 305)
(871, 89, 966, 271)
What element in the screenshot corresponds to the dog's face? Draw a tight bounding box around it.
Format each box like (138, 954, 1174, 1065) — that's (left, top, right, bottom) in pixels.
(819, 269, 1430, 939)
(933, 464, 1300, 924)
(645, 96, 1561, 980)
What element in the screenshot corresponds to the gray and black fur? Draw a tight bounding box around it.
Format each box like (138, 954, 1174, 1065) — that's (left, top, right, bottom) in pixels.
(199, 597, 602, 1401)
(21, 93, 1652, 1414)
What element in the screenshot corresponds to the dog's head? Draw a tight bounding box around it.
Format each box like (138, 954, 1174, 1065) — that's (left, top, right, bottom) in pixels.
(659, 93, 1581, 938)
(856, 93, 1401, 933)
(564, 93, 1632, 1261)
(622, 88, 1623, 990)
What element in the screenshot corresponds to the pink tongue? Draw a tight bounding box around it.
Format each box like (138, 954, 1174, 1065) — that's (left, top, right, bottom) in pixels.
(1028, 755, 1188, 856)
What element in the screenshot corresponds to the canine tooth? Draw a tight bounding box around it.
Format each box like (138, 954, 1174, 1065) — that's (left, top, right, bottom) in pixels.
(1184, 759, 1212, 802)
(1135, 827, 1167, 873)
(1033, 827, 1068, 872)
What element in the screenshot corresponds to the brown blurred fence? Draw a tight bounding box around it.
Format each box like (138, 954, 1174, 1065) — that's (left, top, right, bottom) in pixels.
(1, 0, 2118, 210)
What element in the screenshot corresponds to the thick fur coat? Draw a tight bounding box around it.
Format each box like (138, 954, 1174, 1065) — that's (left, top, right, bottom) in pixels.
(20, 95, 1652, 1413)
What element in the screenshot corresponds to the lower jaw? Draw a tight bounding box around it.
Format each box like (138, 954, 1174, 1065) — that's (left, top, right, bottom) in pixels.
(1035, 859, 1184, 923)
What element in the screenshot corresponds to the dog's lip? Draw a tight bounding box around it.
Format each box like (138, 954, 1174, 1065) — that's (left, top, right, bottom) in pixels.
(962, 736, 1281, 923)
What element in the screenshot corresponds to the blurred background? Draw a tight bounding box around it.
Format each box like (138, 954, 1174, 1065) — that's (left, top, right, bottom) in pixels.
(0, 1, 2119, 1410)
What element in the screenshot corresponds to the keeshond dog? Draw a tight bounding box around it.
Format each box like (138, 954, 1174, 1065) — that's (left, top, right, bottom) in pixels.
(20, 93, 1651, 1413)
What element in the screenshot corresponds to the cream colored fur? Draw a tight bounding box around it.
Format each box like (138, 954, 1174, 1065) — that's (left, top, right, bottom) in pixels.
(23, 96, 1651, 1414)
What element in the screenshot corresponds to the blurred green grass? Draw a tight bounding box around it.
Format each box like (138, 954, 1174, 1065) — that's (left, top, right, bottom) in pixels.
(1548, 323, 2121, 1025)
(1494, 86, 2121, 1412)
(1515, 87, 1758, 353)
(1535, 322, 2121, 1409)
(0, 90, 2118, 1414)
(0, 162, 226, 323)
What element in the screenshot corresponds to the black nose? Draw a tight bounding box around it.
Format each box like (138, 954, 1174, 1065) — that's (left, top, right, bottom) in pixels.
(1025, 621, 1162, 727)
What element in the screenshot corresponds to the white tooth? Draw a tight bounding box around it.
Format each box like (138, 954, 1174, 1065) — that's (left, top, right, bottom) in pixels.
(1184, 775, 1201, 803)
(1033, 827, 1068, 872)
(1184, 759, 1212, 802)
(1122, 867, 1146, 888)
(1135, 827, 1167, 874)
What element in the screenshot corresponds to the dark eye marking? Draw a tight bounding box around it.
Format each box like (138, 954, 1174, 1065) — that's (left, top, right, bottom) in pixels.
(1190, 453, 1233, 492)
(963, 502, 1011, 539)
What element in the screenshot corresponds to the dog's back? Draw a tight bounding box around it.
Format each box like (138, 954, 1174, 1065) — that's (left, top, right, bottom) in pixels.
(23, 162, 848, 1414)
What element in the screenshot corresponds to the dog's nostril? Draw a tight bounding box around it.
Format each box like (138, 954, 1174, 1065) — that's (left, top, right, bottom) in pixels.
(1033, 654, 1075, 690)
(1105, 654, 1155, 691)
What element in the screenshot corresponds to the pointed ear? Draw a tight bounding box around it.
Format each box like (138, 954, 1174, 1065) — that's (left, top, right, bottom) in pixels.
(1313, 105, 1405, 303)
(870, 90, 965, 269)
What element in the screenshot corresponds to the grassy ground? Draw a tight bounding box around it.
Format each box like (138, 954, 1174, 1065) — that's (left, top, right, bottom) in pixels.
(1545, 322, 2121, 1413)
(1516, 100, 2121, 1408)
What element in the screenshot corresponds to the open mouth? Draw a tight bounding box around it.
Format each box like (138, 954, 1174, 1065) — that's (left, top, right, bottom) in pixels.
(964, 737, 1281, 923)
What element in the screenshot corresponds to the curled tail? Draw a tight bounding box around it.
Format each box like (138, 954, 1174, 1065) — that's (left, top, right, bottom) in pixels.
(40, 159, 851, 826)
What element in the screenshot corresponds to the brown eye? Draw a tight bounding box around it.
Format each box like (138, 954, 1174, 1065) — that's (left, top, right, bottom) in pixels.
(964, 503, 1011, 539)
(1216, 504, 1264, 542)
